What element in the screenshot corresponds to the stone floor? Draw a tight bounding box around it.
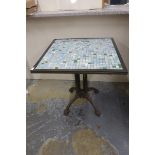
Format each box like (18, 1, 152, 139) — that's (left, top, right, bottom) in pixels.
(26, 80, 129, 155)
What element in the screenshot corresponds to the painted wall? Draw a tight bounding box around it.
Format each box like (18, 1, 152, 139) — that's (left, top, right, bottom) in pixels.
(26, 15, 129, 82)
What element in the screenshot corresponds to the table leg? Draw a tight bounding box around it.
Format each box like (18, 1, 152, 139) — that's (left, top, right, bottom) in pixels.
(69, 74, 81, 93)
(87, 87, 99, 94)
(65, 73, 101, 117)
(83, 74, 88, 92)
(64, 94, 79, 116)
(83, 74, 99, 93)
(85, 94, 101, 116)
(75, 74, 81, 92)
(69, 87, 76, 93)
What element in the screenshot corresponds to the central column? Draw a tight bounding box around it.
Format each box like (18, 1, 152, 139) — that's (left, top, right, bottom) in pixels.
(75, 74, 81, 92)
(83, 74, 88, 92)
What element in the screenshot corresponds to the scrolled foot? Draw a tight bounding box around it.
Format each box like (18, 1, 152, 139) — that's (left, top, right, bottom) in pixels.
(94, 110, 101, 117)
(88, 87, 99, 94)
(64, 109, 70, 116)
(93, 88, 99, 94)
(69, 87, 76, 93)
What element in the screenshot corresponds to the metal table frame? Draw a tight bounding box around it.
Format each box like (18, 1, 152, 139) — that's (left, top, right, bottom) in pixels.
(31, 38, 128, 116)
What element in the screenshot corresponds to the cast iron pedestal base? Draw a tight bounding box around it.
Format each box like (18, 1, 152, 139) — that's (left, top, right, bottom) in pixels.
(64, 74, 101, 117)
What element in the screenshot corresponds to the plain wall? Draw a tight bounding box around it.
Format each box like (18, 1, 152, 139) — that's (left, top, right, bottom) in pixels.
(26, 15, 129, 82)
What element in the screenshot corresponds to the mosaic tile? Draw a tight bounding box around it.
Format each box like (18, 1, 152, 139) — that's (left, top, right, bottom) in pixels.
(36, 38, 123, 70)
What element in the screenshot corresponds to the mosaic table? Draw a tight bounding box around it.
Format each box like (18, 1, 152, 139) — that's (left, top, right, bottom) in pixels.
(31, 38, 127, 116)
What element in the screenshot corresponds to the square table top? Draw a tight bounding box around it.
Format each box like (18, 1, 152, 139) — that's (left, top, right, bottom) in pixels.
(31, 38, 127, 74)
